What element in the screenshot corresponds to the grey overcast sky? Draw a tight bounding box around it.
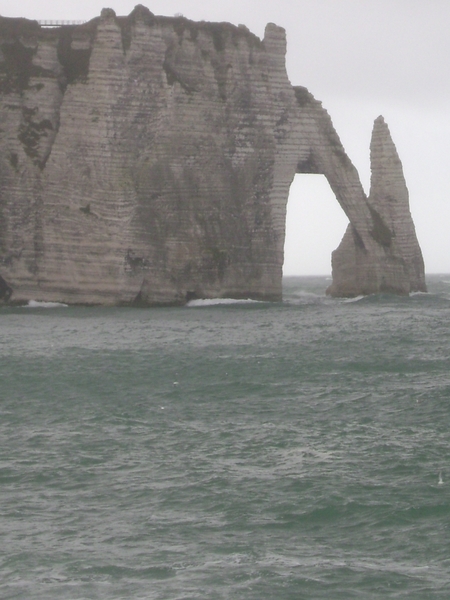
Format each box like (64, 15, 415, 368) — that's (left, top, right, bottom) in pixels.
(1, 0, 449, 275)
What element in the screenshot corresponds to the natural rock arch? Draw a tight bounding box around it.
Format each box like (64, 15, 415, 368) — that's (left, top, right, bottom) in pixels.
(0, 7, 425, 305)
(291, 88, 425, 296)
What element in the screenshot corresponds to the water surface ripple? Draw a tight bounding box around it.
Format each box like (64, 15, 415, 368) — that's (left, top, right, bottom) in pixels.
(1, 276, 449, 599)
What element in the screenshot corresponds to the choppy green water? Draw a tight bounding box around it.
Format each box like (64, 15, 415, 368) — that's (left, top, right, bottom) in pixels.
(1, 276, 450, 599)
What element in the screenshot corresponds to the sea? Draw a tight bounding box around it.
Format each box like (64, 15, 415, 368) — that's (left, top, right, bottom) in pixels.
(1, 275, 449, 599)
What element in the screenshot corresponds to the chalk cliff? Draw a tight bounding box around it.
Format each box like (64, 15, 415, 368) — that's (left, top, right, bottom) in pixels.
(326, 116, 426, 296)
(0, 6, 426, 304)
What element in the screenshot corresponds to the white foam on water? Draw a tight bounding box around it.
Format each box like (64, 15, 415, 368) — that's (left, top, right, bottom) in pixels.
(342, 295, 366, 303)
(24, 300, 69, 308)
(186, 298, 262, 307)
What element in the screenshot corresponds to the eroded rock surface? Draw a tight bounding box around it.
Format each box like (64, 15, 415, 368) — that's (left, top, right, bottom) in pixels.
(0, 6, 426, 304)
(327, 116, 426, 296)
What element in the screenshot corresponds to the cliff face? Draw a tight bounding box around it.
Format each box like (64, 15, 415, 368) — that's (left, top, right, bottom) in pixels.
(0, 6, 426, 304)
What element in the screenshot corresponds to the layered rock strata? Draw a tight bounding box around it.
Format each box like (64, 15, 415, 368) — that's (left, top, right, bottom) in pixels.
(327, 116, 426, 296)
(0, 6, 426, 305)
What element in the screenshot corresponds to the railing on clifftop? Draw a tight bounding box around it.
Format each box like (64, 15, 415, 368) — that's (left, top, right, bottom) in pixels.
(38, 20, 86, 27)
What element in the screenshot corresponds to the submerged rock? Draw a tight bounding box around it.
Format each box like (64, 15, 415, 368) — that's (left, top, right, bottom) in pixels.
(0, 9, 426, 305)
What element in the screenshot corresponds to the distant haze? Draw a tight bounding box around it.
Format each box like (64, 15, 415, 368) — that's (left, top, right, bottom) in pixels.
(2, 0, 449, 275)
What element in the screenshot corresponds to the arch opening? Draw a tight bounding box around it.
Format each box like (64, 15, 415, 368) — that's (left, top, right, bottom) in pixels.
(283, 174, 350, 276)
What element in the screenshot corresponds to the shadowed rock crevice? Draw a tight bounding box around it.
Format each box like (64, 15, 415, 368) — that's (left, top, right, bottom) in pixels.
(57, 26, 96, 87)
(0, 10, 426, 305)
(368, 205, 392, 248)
(0, 274, 12, 301)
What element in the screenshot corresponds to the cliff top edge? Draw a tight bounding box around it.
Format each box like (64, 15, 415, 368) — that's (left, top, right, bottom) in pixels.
(0, 6, 287, 49)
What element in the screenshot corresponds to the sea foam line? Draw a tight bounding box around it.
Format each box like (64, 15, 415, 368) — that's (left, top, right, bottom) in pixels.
(24, 300, 69, 308)
(186, 298, 262, 307)
(341, 295, 366, 303)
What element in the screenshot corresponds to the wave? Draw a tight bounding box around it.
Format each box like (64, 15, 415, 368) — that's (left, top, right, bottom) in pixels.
(24, 300, 69, 308)
(342, 295, 367, 303)
(186, 298, 264, 307)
